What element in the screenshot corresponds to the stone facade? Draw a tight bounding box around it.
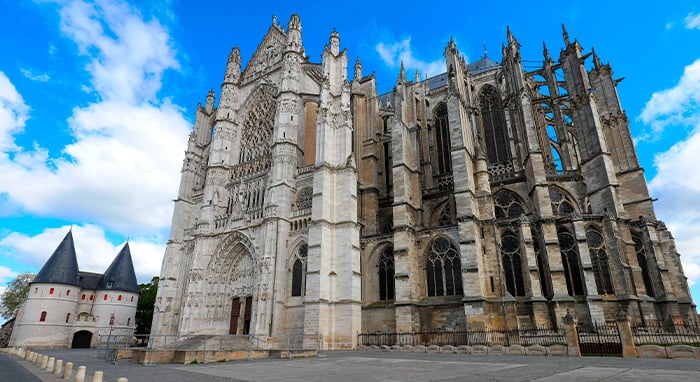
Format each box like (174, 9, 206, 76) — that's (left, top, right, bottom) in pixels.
(151, 15, 697, 350)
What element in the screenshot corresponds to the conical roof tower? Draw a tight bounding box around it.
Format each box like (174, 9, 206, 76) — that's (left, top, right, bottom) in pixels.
(33, 230, 80, 286)
(96, 243, 139, 293)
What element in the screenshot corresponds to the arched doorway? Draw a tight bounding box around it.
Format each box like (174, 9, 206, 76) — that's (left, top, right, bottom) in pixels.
(71, 330, 93, 348)
(208, 233, 257, 335)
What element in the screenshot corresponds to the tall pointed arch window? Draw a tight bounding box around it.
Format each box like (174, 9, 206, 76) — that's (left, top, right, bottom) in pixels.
(291, 244, 308, 297)
(494, 189, 525, 219)
(433, 104, 452, 176)
(426, 237, 463, 297)
(378, 246, 395, 301)
(557, 226, 585, 296)
(479, 85, 511, 164)
(586, 226, 614, 295)
(501, 230, 525, 297)
(632, 233, 655, 297)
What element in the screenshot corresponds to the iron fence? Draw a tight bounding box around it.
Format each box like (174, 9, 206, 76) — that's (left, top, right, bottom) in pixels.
(576, 322, 622, 356)
(632, 321, 700, 346)
(357, 326, 565, 347)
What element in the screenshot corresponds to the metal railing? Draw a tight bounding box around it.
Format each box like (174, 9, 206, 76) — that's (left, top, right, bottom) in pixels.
(358, 326, 565, 347)
(632, 321, 700, 346)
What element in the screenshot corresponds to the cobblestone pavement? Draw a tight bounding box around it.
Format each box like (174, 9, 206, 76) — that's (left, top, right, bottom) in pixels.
(6, 349, 700, 382)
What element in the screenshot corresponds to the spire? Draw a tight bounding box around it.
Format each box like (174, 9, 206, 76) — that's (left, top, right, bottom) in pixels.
(562, 23, 570, 45)
(288, 13, 301, 31)
(506, 25, 519, 47)
(285, 14, 303, 53)
(415, 69, 420, 83)
(225, 46, 241, 83)
(483, 41, 488, 58)
(97, 243, 139, 293)
(353, 56, 362, 80)
(205, 88, 215, 113)
(397, 61, 406, 84)
(592, 46, 602, 69)
(542, 41, 552, 63)
(446, 35, 457, 53)
(329, 28, 340, 55)
(33, 230, 80, 286)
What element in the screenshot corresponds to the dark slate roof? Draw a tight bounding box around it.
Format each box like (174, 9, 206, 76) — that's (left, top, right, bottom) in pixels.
(467, 55, 500, 75)
(78, 271, 103, 290)
(33, 231, 80, 286)
(427, 73, 448, 90)
(96, 243, 139, 293)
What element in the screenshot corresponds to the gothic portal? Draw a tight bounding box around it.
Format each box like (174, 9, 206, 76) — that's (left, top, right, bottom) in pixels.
(151, 14, 697, 350)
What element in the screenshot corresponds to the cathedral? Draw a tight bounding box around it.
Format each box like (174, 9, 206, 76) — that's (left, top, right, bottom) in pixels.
(151, 14, 697, 350)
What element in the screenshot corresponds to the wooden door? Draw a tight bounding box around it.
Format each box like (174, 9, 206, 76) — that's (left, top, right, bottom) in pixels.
(230, 297, 241, 334)
(243, 296, 253, 334)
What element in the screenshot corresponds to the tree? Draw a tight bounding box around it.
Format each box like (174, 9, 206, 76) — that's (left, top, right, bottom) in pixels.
(135, 276, 158, 335)
(1, 273, 35, 319)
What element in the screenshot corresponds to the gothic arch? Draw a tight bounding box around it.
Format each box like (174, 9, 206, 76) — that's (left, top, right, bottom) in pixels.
(289, 242, 308, 297)
(430, 198, 456, 226)
(207, 231, 258, 293)
(549, 186, 578, 216)
(585, 225, 614, 295)
(424, 235, 463, 297)
(478, 84, 511, 164)
(431, 103, 452, 176)
(493, 189, 527, 219)
(362, 241, 395, 303)
(631, 231, 657, 297)
(500, 228, 526, 297)
(557, 225, 585, 296)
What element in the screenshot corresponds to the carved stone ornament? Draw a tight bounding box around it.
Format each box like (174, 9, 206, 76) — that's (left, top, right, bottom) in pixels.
(562, 309, 576, 325)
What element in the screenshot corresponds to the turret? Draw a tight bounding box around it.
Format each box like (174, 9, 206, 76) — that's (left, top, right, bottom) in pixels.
(33, 230, 80, 287)
(93, 243, 139, 336)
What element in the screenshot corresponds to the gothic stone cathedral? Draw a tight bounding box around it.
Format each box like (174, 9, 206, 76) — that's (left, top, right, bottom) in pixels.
(151, 14, 697, 350)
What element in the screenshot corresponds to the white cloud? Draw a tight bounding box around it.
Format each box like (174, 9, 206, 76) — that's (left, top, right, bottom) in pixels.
(0, 0, 190, 236)
(640, 58, 700, 136)
(686, 12, 700, 30)
(58, 0, 179, 103)
(644, 57, 700, 288)
(19, 68, 50, 82)
(0, 224, 163, 283)
(0, 72, 29, 152)
(376, 37, 445, 79)
(0, 266, 18, 282)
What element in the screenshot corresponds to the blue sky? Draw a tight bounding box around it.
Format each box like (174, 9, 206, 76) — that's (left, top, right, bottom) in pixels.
(1, 1, 700, 314)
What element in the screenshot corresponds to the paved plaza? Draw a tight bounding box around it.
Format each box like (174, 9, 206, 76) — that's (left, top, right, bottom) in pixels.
(4, 349, 700, 381)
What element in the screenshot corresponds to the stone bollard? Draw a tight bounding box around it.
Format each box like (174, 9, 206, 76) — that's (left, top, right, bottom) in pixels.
(116, 378, 128, 382)
(47, 357, 55, 372)
(74, 365, 86, 382)
(55, 359, 64, 376)
(41, 354, 48, 368)
(63, 362, 73, 379)
(24, 351, 31, 360)
(92, 371, 103, 382)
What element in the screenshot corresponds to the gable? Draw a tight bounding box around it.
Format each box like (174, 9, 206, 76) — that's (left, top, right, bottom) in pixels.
(240, 25, 287, 85)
